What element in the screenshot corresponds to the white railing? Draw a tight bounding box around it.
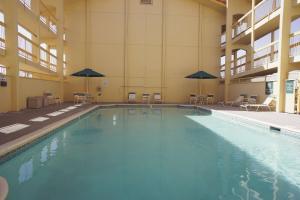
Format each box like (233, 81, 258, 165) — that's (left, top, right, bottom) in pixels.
(254, 0, 281, 23)
(290, 31, 300, 58)
(254, 41, 279, 68)
(232, 11, 252, 38)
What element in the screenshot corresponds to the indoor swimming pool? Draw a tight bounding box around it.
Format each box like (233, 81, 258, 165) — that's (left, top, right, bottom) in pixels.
(1, 107, 300, 200)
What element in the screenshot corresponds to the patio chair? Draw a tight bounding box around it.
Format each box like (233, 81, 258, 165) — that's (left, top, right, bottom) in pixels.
(73, 93, 87, 104)
(240, 96, 275, 111)
(218, 95, 244, 107)
(142, 93, 150, 104)
(207, 94, 215, 105)
(189, 94, 197, 104)
(153, 93, 162, 104)
(128, 92, 136, 103)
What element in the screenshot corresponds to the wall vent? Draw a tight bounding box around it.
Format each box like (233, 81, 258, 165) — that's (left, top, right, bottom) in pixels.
(141, 0, 153, 5)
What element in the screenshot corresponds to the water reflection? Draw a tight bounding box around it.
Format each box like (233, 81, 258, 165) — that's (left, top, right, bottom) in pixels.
(18, 159, 33, 184)
(50, 137, 58, 157)
(40, 146, 48, 163)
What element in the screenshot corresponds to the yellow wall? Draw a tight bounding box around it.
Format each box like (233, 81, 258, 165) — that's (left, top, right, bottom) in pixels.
(19, 78, 61, 109)
(0, 76, 12, 112)
(64, 0, 225, 103)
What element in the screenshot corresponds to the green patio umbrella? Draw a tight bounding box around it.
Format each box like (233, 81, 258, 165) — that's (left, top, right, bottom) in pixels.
(71, 68, 105, 93)
(185, 70, 218, 94)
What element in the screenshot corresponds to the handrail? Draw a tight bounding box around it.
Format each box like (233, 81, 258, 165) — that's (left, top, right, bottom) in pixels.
(254, 40, 278, 52)
(232, 10, 252, 27)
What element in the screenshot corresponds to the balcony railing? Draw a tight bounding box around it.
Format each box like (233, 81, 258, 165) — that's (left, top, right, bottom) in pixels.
(290, 31, 300, 58)
(232, 11, 252, 38)
(18, 33, 57, 72)
(40, 1, 58, 34)
(230, 0, 281, 39)
(254, 41, 279, 68)
(254, 0, 281, 23)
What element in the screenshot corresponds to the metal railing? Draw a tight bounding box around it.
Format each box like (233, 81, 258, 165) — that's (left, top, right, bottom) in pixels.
(253, 41, 279, 68)
(290, 31, 300, 58)
(232, 10, 252, 38)
(254, 0, 281, 23)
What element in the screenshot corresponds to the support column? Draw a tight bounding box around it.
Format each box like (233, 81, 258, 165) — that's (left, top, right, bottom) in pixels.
(56, 0, 64, 100)
(250, 0, 255, 70)
(161, 0, 166, 102)
(3, 0, 20, 111)
(224, 0, 233, 101)
(123, 0, 128, 102)
(276, 0, 291, 112)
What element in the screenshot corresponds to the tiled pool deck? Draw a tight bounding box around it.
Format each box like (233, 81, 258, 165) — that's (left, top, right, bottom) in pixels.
(0, 103, 95, 145)
(197, 105, 300, 135)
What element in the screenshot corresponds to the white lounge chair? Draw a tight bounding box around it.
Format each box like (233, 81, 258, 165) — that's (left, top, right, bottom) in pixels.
(241, 96, 275, 111)
(128, 92, 136, 103)
(153, 93, 162, 104)
(219, 96, 244, 106)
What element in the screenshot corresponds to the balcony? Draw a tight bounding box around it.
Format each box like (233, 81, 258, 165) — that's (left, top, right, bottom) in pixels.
(290, 31, 300, 63)
(231, 0, 281, 44)
(17, 33, 57, 73)
(40, 1, 58, 36)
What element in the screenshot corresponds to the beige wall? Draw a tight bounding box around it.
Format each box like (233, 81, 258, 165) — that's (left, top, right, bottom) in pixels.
(64, 0, 225, 103)
(0, 77, 60, 112)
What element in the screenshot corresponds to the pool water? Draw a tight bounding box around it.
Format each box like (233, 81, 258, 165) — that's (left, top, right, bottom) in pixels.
(1, 107, 300, 200)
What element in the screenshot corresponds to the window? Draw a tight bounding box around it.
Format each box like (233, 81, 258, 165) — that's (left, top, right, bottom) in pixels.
(49, 21, 57, 34)
(0, 65, 6, 75)
(19, 0, 31, 10)
(63, 53, 67, 75)
(18, 25, 33, 61)
(19, 70, 33, 78)
(0, 12, 5, 50)
(50, 48, 57, 72)
(40, 43, 48, 68)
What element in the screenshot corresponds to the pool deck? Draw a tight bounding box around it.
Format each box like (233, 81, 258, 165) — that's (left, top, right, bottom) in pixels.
(0, 103, 94, 145)
(197, 104, 300, 136)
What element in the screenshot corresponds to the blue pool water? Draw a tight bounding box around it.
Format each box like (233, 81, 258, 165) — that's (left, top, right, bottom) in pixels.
(1, 107, 300, 200)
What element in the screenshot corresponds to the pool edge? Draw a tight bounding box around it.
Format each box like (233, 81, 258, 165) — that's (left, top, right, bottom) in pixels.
(197, 106, 300, 139)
